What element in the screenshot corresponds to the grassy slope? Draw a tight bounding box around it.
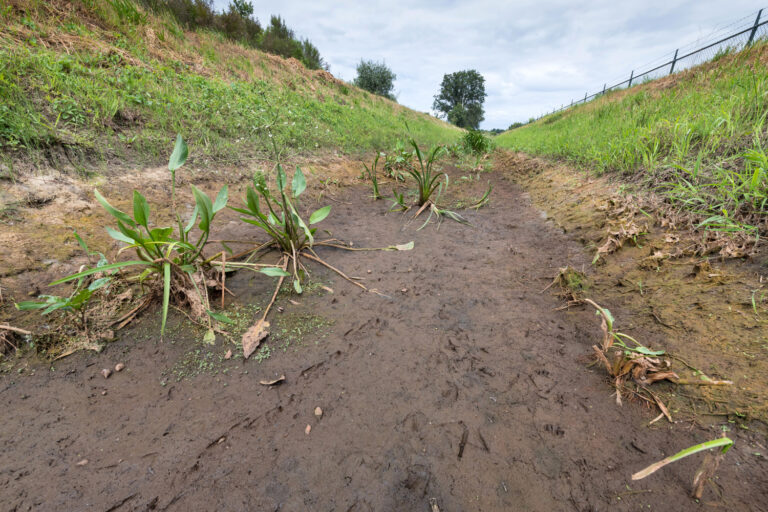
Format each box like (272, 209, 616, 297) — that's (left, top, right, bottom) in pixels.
(496, 43, 768, 235)
(0, 0, 459, 170)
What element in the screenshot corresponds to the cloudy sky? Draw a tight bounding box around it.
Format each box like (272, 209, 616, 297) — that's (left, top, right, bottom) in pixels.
(213, 1, 763, 129)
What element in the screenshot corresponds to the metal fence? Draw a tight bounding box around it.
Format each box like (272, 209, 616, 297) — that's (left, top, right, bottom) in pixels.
(530, 7, 768, 122)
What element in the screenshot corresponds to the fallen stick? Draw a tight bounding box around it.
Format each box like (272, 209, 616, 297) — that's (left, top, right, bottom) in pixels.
(673, 379, 733, 386)
(0, 324, 31, 335)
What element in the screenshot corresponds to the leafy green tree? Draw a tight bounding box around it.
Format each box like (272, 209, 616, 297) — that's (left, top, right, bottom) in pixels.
(433, 70, 487, 129)
(260, 15, 300, 59)
(353, 60, 396, 100)
(300, 40, 327, 70)
(231, 0, 253, 18)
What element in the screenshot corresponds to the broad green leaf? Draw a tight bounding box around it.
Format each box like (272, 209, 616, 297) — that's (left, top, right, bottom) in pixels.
(207, 310, 234, 324)
(633, 346, 666, 356)
(94, 189, 135, 227)
(292, 166, 306, 198)
(15, 301, 49, 311)
(308, 205, 331, 224)
(50, 261, 149, 285)
(290, 206, 313, 245)
(245, 187, 260, 214)
(87, 277, 112, 291)
(42, 301, 68, 315)
(106, 226, 135, 244)
(168, 134, 188, 171)
(116, 221, 143, 245)
(213, 186, 228, 213)
(260, 267, 291, 277)
(293, 278, 303, 294)
(161, 262, 170, 335)
(133, 190, 150, 228)
(184, 205, 199, 234)
(149, 227, 173, 241)
(68, 288, 93, 309)
(190, 185, 213, 232)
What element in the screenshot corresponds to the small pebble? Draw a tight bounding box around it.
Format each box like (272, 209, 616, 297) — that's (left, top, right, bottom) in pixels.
(305, 424, 312, 435)
(367, 269, 372, 274)
(76, 459, 88, 466)
(101, 391, 107, 396)
(314, 407, 323, 418)
(114, 363, 125, 372)
(101, 369, 111, 379)
(401, 288, 408, 293)
(224, 349, 232, 360)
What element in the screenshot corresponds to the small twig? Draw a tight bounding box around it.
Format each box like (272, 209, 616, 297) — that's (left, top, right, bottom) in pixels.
(674, 379, 733, 386)
(112, 294, 154, 330)
(0, 324, 32, 335)
(302, 251, 370, 293)
(261, 255, 288, 322)
(221, 252, 226, 309)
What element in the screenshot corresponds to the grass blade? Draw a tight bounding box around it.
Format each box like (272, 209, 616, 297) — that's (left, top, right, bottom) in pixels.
(161, 262, 170, 335)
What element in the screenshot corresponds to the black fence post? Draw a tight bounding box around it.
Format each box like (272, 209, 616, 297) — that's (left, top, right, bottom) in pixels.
(628, 70, 634, 87)
(748, 8, 763, 45)
(670, 49, 678, 74)
(602, 83, 606, 94)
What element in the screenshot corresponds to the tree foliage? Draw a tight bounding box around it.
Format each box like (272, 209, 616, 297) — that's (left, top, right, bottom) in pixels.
(141, 2, 326, 70)
(432, 70, 487, 129)
(353, 60, 396, 100)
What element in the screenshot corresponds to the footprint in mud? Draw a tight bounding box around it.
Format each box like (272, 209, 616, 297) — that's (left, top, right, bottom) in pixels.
(543, 424, 565, 437)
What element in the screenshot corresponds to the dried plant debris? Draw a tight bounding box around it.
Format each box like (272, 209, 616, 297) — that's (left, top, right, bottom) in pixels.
(583, 299, 731, 418)
(544, 266, 590, 301)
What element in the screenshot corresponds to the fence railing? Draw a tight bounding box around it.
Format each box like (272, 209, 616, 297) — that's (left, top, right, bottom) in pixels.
(527, 7, 768, 123)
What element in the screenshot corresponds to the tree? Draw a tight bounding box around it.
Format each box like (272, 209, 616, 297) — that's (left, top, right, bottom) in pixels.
(432, 70, 487, 129)
(231, 0, 253, 18)
(353, 60, 396, 100)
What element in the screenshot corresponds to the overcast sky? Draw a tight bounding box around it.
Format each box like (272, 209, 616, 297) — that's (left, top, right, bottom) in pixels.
(213, 1, 764, 129)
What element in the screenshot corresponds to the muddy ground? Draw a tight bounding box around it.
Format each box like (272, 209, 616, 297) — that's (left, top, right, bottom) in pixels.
(1, 156, 768, 511)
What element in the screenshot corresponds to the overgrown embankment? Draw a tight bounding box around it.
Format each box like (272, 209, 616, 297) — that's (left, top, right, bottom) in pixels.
(496, 43, 768, 236)
(0, 0, 459, 172)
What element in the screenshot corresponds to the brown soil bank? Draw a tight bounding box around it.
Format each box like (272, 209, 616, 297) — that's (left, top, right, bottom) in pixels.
(1, 160, 767, 510)
(496, 151, 768, 429)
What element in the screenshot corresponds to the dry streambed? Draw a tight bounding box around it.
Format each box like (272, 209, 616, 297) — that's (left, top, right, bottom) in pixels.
(0, 156, 767, 510)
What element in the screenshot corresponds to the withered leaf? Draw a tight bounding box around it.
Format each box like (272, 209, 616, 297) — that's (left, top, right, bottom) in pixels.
(259, 374, 285, 386)
(242, 319, 269, 359)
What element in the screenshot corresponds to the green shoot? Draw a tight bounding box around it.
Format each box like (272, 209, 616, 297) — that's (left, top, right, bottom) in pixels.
(632, 437, 734, 480)
(362, 152, 382, 199)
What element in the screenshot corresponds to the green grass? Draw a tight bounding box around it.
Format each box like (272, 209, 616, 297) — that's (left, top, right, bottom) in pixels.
(0, 1, 459, 167)
(495, 42, 768, 234)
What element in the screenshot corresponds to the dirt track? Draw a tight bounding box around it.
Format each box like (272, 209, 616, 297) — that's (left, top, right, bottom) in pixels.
(2, 167, 767, 511)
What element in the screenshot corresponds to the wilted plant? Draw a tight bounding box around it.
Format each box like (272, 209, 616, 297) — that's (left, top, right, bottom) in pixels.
(47, 135, 230, 339)
(632, 437, 734, 499)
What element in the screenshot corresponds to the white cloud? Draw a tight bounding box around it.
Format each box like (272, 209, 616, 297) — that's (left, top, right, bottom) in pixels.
(213, 0, 764, 128)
